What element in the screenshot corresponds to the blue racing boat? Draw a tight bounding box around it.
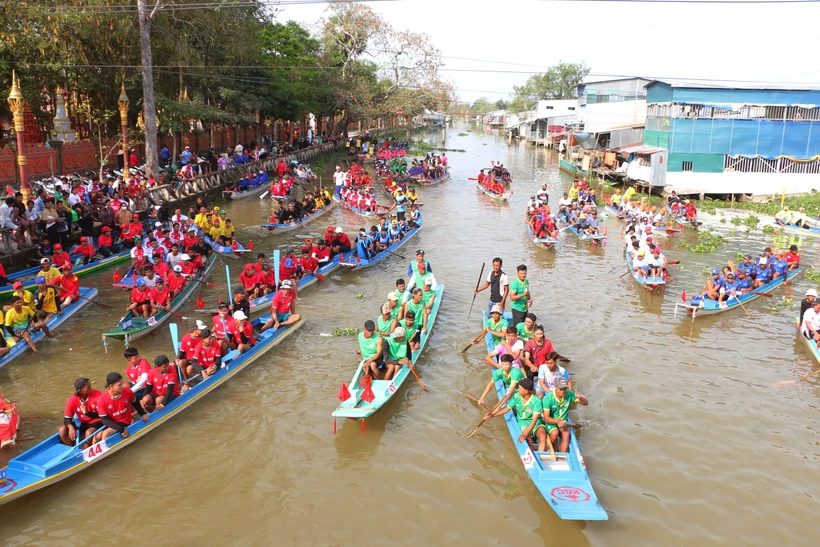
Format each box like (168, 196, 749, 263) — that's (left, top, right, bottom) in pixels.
(340, 217, 422, 270)
(332, 193, 391, 218)
(558, 217, 606, 243)
(332, 283, 444, 420)
(525, 222, 557, 250)
(624, 246, 665, 292)
(480, 311, 607, 521)
(476, 182, 510, 202)
(0, 287, 99, 370)
(675, 267, 801, 317)
(665, 205, 701, 229)
(0, 316, 304, 506)
(259, 201, 336, 234)
(772, 221, 820, 238)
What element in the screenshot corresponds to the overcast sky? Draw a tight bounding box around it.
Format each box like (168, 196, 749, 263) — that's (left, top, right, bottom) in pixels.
(278, 0, 820, 105)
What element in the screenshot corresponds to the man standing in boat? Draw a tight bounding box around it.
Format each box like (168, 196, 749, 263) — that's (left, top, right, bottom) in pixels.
(509, 265, 532, 328)
(474, 257, 509, 314)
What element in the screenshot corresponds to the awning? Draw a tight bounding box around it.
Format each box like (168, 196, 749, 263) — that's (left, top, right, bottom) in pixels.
(615, 144, 665, 155)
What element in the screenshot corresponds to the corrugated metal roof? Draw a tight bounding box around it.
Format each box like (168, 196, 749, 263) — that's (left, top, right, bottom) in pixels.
(615, 144, 665, 155)
(645, 78, 820, 92)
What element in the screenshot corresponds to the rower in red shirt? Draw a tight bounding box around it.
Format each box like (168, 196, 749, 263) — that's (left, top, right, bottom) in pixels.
(153, 258, 171, 281)
(150, 277, 172, 312)
(212, 303, 238, 353)
(189, 329, 221, 380)
(129, 216, 144, 240)
(785, 244, 801, 271)
(179, 253, 196, 276)
(258, 264, 276, 294)
(166, 265, 186, 297)
(311, 240, 331, 266)
(177, 321, 206, 380)
(240, 264, 261, 296)
(58, 377, 102, 448)
(232, 311, 255, 353)
(96, 372, 149, 442)
(261, 280, 301, 332)
(278, 249, 300, 284)
(97, 226, 116, 258)
(183, 229, 198, 251)
(323, 226, 335, 247)
(77, 236, 97, 265)
(51, 244, 71, 269)
(140, 355, 181, 412)
(123, 347, 152, 399)
(299, 247, 319, 276)
(55, 263, 81, 306)
(128, 279, 153, 317)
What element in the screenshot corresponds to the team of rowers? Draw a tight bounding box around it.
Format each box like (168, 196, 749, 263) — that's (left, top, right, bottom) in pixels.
(268, 187, 333, 226)
(337, 187, 388, 213)
(775, 205, 820, 229)
(356, 251, 438, 380)
(525, 186, 559, 240)
(470, 257, 588, 454)
(476, 171, 507, 195)
(695, 245, 801, 304)
(407, 153, 448, 181)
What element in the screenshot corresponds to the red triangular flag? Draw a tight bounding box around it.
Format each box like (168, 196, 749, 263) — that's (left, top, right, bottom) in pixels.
(112, 269, 122, 283)
(231, 241, 239, 250)
(338, 383, 351, 401)
(218, 296, 223, 304)
(681, 290, 687, 303)
(196, 296, 205, 309)
(5, 185, 14, 196)
(247, 240, 254, 250)
(360, 384, 375, 403)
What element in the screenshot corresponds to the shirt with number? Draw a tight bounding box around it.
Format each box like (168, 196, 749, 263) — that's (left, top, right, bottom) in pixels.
(507, 393, 544, 431)
(541, 390, 578, 423)
(98, 387, 136, 426)
(193, 341, 220, 368)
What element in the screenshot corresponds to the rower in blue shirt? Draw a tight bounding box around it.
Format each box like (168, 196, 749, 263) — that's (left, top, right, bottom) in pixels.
(772, 250, 789, 279)
(375, 228, 392, 252)
(719, 272, 740, 303)
(753, 257, 771, 288)
(735, 270, 753, 293)
(737, 254, 755, 277)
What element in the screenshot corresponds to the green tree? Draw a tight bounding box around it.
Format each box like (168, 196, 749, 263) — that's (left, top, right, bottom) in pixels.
(509, 61, 590, 111)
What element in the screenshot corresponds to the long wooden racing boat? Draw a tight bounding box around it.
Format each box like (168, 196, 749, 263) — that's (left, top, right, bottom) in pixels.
(624, 247, 665, 292)
(0, 316, 304, 506)
(340, 217, 422, 270)
(103, 253, 217, 343)
(525, 222, 557, 249)
(479, 311, 607, 520)
(332, 283, 444, 420)
(259, 201, 336, 234)
(675, 267, 801, 318)
(1, 250, 130, 300)
(0, 287, 99, 370)
(477, 182, 510, 202)
(197, 249, 357, 315)
(226, 179, 273, 200)
(411, 172, 450, 186)
(665, 205, 701, 229)
(558, 217, 606, 243)
(796, 316, 820, 365)
(772, 221, 820, 238)
(332, 193, 391, 218)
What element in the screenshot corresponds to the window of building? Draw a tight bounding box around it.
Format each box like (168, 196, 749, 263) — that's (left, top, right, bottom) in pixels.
(568, 107, 575, 111)
(545, 106, 553, 110)
(682, 161, 693, 172)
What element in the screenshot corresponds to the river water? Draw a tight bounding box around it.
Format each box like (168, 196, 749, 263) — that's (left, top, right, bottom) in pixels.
(1, 126, 819, 546)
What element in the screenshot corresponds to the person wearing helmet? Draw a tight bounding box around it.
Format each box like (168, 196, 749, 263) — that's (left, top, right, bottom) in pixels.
(127, 278, 154, 317)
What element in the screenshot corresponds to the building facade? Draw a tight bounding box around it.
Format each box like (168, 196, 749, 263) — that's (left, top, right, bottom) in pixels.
(643, 79, 820, 195)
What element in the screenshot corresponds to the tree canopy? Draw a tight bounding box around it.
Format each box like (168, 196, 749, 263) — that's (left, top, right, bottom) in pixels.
(0, 1, 455, 139)
(509, 61, 590, 112)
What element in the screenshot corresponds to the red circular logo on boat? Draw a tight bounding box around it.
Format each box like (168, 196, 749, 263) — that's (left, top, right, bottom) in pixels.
(551, 486, 590, 503)
(0, 479, 17, 493)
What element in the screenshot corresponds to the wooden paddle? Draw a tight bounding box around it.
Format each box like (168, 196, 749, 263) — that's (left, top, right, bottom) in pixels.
(773, 368, 820, 386)
(466, 397, 507, 439)
(460, 392, 492, 411)
(160, 306, 188, 320)
(666, 260, 680, 265)
(467, 262, 486, 319)
(749, 291, 773, 298)
(74, 291, 111, 308)
(461, 329, 487, 353)
(190, 278, 217, 288)
(407, 363, 427, 391)
(545, 435, 557, 461)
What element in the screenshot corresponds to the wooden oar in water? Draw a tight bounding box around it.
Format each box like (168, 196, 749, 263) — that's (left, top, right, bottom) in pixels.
(466, 397, 507, 439)
(460, 391, 492, 411)
(773, 368, 820, 386)
(461, 329, 487, 353)
(467, 262, 485, 320)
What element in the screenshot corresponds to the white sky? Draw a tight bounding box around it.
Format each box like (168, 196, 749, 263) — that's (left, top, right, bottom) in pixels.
(277, 0, 820, 106)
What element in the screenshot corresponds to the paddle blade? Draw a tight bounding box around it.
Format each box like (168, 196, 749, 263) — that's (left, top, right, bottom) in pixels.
(338, 383, 351, 401)
(681, 290, 687, 303)
(248, 240, 254, 250)
(772, 380, 797, 387)
(112, 269, 122, 283)
(196, 296, 205, 310)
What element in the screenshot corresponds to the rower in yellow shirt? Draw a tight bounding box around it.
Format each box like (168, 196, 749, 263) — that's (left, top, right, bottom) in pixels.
(568, 184, 580, 202)
(222, 219, 236, 239)
(621, 183, 637, 205)
(209, 219, 224, 240)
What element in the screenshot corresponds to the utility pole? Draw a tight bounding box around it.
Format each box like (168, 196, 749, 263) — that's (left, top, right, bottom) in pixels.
(137, 0, 162, 178)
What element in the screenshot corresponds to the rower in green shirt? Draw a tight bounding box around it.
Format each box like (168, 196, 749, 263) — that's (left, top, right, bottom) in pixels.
(407, 249, 432, 279)
(420, 278, 437, 310)
(394, 279, 407, 303)
(402, 288, 427, 333)
(542, 376, 589, 452)
(509, 264, 532, 327)
(384, 326, 410, 381)
(477, 354, 524, 407)
(386, 292, 401, 322)
(515, 312, 537, 342)
(359, 320, 384, 379)
(377, 304, 395, 337)
(411, 261, 437, 291)
(485, 304, 508, 345)
(483, 378, 548, 451)
(401, 311, 420, 353)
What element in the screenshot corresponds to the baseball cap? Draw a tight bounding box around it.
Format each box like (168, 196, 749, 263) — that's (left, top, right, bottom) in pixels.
(136, 278, 146, 287)
(244, 264, 254, 271)
(195, 320, 207, 330)
(554, 376, 569, 389)
(364, 320, 376, 331)
(807, 289, 818, 297)
(424, 277, 433, 286)
(74, 377, 90, 392)
(155, 222, 162, 227)
(335, 227, 343, 233)
(711, 268, 720, 274)
(490, 304, 502, 315)
(637, 250, 645, 256)
(173, 265, 182, 272)
(181, 254, 191, 260)
(387, 292, 398, 301)
(34, 276, 46, 283)
(519, 377, 535, 391)
(405, 310, 416, 320)
(281, 280, 292, 288)
(12, 282, 23, 289)
(80, 236, 88, 242)
(381, 304, 390, 314)
(233, 311, 248, 321)
(391, 327, 406, 339)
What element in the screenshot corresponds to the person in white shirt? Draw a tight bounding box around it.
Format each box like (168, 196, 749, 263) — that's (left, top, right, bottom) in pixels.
(802, 301, 820, 343)
(536, 354, 571, 397)
(333, 166, 346, 195)
(171, 209, 188, 223)
(537, 184, 549, 205)
(631, 249, 649, 278)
